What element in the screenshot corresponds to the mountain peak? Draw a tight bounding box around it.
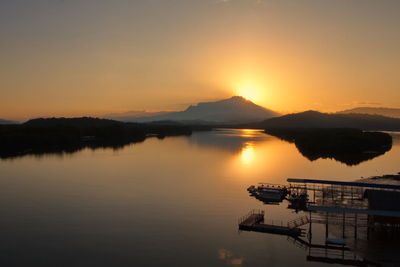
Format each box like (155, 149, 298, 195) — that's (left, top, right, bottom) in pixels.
(297, 110, 325, 116)
(229, 95, 248, 101)
(108, 96, 279, 124)
(224, 95, 254, 104)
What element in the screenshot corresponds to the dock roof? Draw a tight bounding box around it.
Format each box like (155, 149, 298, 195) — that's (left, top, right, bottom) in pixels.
(308, 205, 400, 217)
(287, 178, 400, 190)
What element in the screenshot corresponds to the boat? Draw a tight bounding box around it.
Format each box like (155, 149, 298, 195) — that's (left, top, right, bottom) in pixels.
(287, 190, 308, 211)
(247, 183, 288, 203)
(247, 185, 257, 195)
(288, 190, 308, 202)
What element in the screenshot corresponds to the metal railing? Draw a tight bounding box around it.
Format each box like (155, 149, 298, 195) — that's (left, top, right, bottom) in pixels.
(287, 215, 310, 229)
(238, 209, 264, 225)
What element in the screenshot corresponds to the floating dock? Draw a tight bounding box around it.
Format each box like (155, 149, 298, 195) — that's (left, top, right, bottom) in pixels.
(238, 210, 303, 236)
(241, 177, 400, 266)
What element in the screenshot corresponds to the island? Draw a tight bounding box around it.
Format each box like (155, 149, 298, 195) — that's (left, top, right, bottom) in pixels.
(0, 117, 197, 159)
(264, 128, 393, 165)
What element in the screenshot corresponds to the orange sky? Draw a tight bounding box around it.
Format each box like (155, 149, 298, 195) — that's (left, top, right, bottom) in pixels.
(1, 0, 400, 121)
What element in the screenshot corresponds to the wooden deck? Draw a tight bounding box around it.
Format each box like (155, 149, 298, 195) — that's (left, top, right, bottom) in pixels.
(240, 213, 264, 226)
(238, 210, 303, 237)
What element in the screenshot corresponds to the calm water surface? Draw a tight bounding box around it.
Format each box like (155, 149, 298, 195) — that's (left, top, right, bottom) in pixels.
(0, 129, 399, 266)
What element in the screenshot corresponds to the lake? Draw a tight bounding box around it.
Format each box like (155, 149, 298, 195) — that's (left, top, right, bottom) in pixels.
(0, 129, 399, 266)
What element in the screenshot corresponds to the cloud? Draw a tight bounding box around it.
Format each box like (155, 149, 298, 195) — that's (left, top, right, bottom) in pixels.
(340, 101, 383, 107)
(218, 249, 244, 266)
(354, 101, 382, 106)
(216, 0, 264, 4)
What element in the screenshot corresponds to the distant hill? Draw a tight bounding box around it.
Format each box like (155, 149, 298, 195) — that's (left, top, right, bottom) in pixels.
(0, 119, 17, 124)
(110, 96, 279, 124)
(338, 107, 400, 118)
(0, 117, 193, 159)
(24, 117, 124, 127)
(105, 110, 171, 122)
(257, 110, 400, 131)
(265, 128, 392, 166)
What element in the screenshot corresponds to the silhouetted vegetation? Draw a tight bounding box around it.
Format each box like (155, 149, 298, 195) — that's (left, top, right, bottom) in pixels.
(0, 119, 17, 125)
(251, 110, 400, 131)
(0, 117, 192, 159)
(366, 172, 400, 181)
(265, 128, 393, 166)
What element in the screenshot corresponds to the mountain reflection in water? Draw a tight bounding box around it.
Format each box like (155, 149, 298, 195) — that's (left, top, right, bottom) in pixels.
(187, 129, 393, 166)
(1, 128, 395, 167)
(0, 129, 399, 266)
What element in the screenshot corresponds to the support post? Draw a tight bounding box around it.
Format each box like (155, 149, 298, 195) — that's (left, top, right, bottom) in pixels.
(308, 211, 312, 243)
(354, 213, 358, 239)
(325, 212, 329, 239)
(342, 212, 345, 239)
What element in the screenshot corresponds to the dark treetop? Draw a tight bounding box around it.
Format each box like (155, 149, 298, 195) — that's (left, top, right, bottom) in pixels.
(265, 128, 392, 166)
(0, 117, 193, 159)
(254, 110, 400, 131)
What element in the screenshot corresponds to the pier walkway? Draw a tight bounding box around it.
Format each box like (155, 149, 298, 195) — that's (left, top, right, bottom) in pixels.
(238, 210, 303, 237)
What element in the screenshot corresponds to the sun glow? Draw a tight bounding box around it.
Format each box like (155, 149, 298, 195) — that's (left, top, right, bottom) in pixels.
(237, 86, 258, 102)
(238, 129, 262, 138)
(241, 143, 255, 165)
(233, 77, 266, 104)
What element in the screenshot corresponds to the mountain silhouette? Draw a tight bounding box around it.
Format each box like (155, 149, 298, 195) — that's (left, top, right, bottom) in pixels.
(257, 110, 400, 131)
(0, 119, 17, 124)
(106, 110, 171, 122)
(338, 107, 400, 118)
(108, 96, 279, 124)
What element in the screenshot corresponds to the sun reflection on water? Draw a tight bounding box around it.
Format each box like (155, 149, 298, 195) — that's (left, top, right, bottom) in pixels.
(238, 129, 262, 138)
(241, 143, 254, 165)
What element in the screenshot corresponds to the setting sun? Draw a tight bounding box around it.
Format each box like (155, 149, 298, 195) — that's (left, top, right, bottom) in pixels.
(232, 76, 267, 104)
(237, 86, 258, 102)
(235, 83, 263, 103)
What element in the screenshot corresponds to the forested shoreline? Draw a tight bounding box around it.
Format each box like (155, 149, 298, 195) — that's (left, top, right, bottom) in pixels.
(0, 117, 195, 159)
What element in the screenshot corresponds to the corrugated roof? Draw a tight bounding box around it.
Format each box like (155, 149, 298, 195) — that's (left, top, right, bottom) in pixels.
(287, 178, 400, 190)
(308, 205, 400, 217)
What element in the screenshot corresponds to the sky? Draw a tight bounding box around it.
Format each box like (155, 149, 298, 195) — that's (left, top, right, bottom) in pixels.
(1, 0, 400, 120)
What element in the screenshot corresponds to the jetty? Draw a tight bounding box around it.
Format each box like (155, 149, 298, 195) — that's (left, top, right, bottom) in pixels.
(241, 177, 400, 265)
(238, 210, 304, 236)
